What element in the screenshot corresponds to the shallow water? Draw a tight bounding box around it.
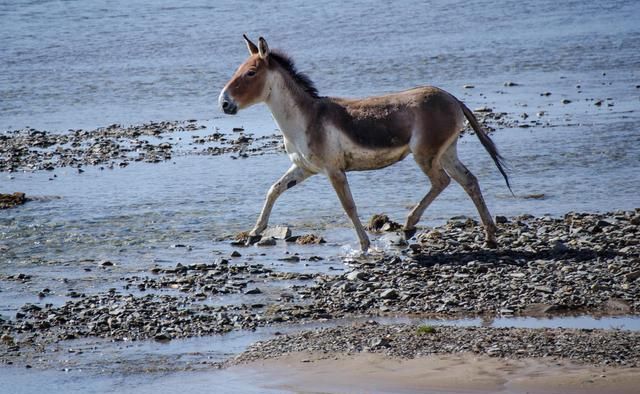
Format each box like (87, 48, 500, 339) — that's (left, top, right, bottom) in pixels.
(2, 1, 640, 392)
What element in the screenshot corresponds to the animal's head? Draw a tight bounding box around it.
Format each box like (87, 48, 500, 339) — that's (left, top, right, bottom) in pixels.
(218, 35, 272, 115)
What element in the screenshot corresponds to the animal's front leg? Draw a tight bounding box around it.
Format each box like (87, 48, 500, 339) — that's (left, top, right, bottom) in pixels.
(250, 164, 312, 237)
(327, 170, 370, 251)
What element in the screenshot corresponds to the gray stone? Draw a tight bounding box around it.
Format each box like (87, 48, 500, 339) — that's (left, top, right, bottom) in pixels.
(624, 270, 640, 282)
(262, 226, 292, 240)
(256, 237, 276, 246)
(380, 289, 398, 299)
(346, 271, 368, 281)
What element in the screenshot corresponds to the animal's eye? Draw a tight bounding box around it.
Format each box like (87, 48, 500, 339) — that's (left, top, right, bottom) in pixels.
(246, 69, 257, 77)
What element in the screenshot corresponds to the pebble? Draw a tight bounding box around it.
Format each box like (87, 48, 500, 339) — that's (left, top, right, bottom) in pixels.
(256, 237, 276, 246)
(346, 271, 368, 281)
(0, 192, 27, 209)
(367, 214, 401, 232)
(295, 234, 326, 245)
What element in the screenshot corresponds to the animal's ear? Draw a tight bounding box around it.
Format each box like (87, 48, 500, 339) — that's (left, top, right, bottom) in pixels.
(243, 34, 258, 55)
(258, 37, 270, 60)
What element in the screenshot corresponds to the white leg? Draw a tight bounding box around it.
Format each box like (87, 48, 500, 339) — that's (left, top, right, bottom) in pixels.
(327, 170, 370, 251)
(250, 164, 312, 236)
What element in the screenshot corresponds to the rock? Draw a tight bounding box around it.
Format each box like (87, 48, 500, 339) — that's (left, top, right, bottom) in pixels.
(1, 334, 14, 346)
(346, 271, 368, 281)
(153, 333, 172, 342)
(368, 214, 401, 232)
(296, 234, 325, 245)
(279, 255, 301, 262)
(380, 289, 398, 299)
(379, 233, 408, 246)
(256, 237, 276, 246)
(562, 99, 572, 104)
(245, 288, 262, 295)
(262, 226, 291, 240)
(463, 84, 475, 89)
(495, 215, 509, 224)
(551, 240, 568, 253)
(534, 286, 553, 294)
(230, 250, 242, 257)
(504, 81, 519, 87)
(474, 106, 493, 113)
(0, 192, 27, 209)
(605, 298, 631, 313)
(624, 270, 640, 282)
(369, 337, 391, 348)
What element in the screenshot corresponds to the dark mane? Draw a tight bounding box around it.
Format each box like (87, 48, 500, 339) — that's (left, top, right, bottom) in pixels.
(269, 50, 319, 99)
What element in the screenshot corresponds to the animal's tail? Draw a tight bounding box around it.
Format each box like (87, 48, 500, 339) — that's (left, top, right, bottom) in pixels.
(460, 101, 513, 194)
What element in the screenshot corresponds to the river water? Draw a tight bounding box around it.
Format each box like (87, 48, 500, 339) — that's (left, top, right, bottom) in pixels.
(1, 0, 640, 392)
(2, 0, 639, 131)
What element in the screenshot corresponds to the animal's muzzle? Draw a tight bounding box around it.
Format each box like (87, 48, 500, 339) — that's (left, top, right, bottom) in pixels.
(219, 90, 238, 115)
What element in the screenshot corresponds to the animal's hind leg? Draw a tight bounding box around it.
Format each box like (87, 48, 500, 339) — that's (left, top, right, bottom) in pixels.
(442, 146, 498, 248)
(403, 156, 451, 240)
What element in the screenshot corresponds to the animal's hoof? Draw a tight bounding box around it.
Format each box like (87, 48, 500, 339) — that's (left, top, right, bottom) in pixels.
(403, 228, 417, 240)
(245, 234, 262, 245)
(484, 239, 498, 249)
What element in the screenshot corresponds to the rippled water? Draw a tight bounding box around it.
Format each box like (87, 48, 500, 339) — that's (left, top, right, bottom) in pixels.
(2, 0, 639, 131)
(2, 1, 640, 392)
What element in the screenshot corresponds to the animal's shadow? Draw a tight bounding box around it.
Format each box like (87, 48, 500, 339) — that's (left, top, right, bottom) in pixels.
(411, 246, 622, 268)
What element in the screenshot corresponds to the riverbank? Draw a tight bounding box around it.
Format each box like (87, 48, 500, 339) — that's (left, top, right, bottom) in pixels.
(1, 210, 638, 372)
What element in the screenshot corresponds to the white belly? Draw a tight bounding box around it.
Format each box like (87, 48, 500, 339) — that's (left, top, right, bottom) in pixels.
(336, 132, 410, 171)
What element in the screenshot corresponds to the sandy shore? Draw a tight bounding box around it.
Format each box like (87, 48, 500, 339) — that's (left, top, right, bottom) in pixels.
(239, 351, 640, 394)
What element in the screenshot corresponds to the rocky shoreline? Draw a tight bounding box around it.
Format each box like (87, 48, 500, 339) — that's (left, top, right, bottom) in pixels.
(1, 210, 638, 369)
(0, 120, 282, 173)
(233, 322, 640, 367)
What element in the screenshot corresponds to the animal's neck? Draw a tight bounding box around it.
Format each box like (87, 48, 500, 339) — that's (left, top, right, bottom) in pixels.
(265, 71, 315, 141)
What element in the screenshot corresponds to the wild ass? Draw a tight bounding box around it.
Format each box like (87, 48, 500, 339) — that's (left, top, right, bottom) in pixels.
(219, 36, 511, 251)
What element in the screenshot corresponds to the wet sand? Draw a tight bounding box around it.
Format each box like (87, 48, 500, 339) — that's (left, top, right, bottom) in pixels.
(239, 352, 640, 394)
